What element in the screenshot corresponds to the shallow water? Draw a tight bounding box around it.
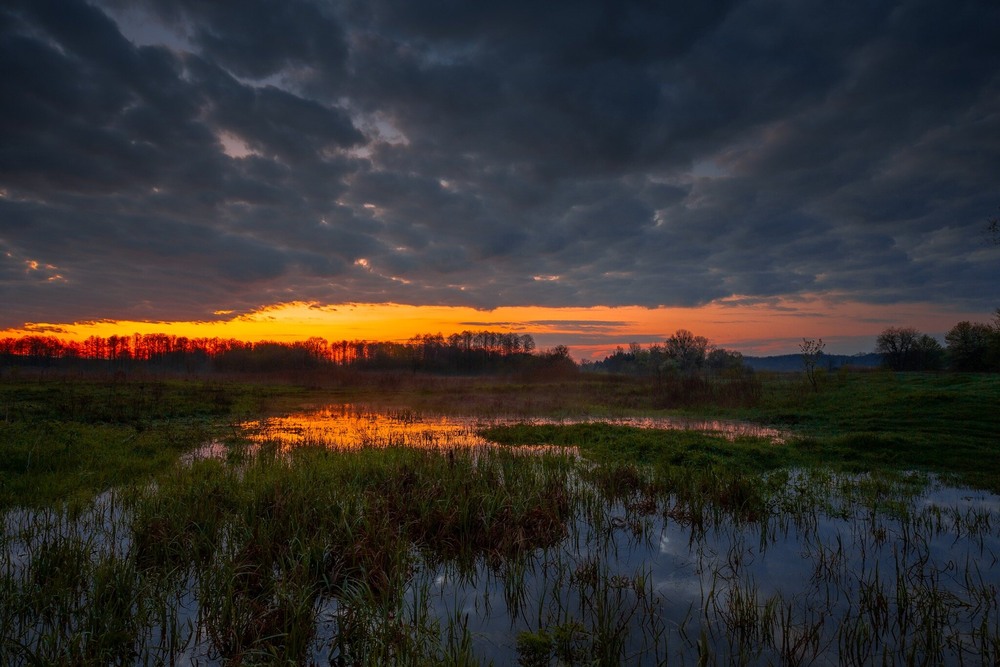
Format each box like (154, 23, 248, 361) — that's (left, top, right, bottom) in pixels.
(5, 471, 997, 665)
(238, 403, 786, 450)
(315, 472, 1000, 665)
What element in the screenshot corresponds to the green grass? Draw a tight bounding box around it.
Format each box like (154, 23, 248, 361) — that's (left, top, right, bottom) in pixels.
(750, 371, 1000, 489)
(3, 370, 999, 505)
(0, 377, 302, 508)
(480, 371, 1000, 491)
(742, 371, 999, 436)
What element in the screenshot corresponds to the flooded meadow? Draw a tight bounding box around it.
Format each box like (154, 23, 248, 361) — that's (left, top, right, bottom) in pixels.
(2, 404, 999, 665)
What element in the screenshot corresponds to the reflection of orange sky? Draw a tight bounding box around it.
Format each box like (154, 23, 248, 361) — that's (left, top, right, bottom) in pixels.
(2, 297, 989, 360)
(243, 404, 785, 451)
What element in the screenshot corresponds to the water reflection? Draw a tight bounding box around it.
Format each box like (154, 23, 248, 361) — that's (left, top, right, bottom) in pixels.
(243, 404, 494, 450)
(239, 403, 785, 450)
(3, 442, 998, 665)
(390, 474, 1000, 666)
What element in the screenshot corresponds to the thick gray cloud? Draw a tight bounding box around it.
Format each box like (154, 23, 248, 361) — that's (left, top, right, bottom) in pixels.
(1, 0, 998, 327)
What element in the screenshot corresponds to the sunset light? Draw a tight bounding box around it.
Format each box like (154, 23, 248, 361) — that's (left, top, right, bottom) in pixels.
(2, 298, 988, 360)
(2, 0, 997, 355)
(1, 0, 998, 361)
(3, 3, 1000, 664)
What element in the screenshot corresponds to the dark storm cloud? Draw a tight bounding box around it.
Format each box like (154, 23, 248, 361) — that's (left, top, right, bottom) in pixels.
(2, 0, 998, 327)
(102, 0, 349, 82)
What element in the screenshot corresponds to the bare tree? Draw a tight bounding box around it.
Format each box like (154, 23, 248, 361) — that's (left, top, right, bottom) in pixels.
(800, 338, 825, 392)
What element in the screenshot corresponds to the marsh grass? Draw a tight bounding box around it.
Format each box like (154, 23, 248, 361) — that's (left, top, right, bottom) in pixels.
(131, 443, 575, 663)
(2, 372, 999, 664)
(2, 438, 998, 665)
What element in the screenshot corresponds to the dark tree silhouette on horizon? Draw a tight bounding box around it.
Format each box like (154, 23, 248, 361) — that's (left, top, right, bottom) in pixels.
(800, 338, 825, 392)
(875, 327, 944, 371)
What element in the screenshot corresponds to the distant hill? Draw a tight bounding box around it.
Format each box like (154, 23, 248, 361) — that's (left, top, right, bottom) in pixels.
(743, 353, 882, 372)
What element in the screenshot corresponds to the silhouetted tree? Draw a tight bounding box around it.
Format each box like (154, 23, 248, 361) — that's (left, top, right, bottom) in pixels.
(875, 327, 944, 371)
(706, 348, 745, 375)
(537, 345, 577, 377)
(664, 329, 709, 372)
(991, 309, 1000, 369)
(911, 334, 945, 370)
(800, 338, 825, 392)
(945, 321, 996, 371)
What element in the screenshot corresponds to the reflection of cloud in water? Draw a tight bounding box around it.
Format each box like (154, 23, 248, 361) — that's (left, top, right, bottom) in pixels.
(658, 533, 686, 557)
(919, 486, 1000, 513)
(652, 571, 703, 601)
(6, 438, 1000, 665)
(158, 409, 1000, 664)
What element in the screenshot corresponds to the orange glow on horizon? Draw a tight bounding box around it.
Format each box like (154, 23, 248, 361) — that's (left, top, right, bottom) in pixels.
(1, 298, 989, 359)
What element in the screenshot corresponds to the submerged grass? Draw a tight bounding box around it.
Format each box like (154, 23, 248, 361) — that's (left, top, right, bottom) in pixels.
(0, 448, 997, 664)
(2, 442, 580, 664)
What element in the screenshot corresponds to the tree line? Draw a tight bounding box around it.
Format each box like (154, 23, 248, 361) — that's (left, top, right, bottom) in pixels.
(0, 330, 575, 375)
(583, 329, 748, 377)
(875, 311, 1000, 372)
(582, 329, 761, 407)
(6, 313, 998, 376)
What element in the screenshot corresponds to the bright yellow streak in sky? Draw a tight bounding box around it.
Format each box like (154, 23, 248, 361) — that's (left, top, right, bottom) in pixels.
(2, 298, 987, 359)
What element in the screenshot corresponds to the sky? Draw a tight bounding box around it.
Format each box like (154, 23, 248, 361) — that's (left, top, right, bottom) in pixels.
(1, 0, 998, 359)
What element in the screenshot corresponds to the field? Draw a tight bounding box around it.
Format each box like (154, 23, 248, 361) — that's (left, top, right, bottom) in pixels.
(1, 370, 999, 664)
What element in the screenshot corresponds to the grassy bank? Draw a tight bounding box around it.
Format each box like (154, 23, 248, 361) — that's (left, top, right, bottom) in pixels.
(0, 377, 303, 508)
(482, 371, 1000, 491)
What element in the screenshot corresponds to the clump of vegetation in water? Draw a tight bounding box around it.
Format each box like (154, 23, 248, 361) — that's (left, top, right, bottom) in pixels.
(1, 443, 578, 663)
